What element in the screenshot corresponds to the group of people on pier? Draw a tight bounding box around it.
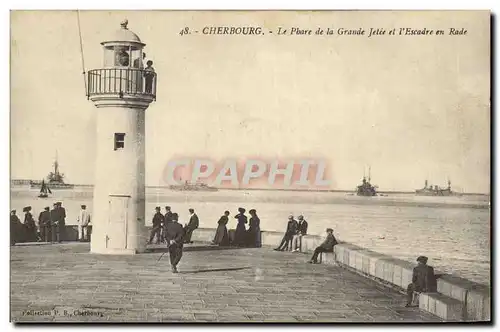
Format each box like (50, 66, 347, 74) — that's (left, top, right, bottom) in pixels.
(147, 206, 262, 248)
(10, 202, 73, 245)
(219, 207, 261, 248)
(147, 206, 199, 246)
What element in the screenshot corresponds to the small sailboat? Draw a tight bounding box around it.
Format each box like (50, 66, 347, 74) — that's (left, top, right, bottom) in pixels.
(38, 180, 52, 198)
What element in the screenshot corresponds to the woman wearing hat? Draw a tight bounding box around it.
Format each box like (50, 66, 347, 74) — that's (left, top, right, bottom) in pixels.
(233, 208, 248, 246)
(10, 210, 23, 245)
(247, 209, 261, 248)
(212, 211, 230, 246)
(23, 206, 38, 242)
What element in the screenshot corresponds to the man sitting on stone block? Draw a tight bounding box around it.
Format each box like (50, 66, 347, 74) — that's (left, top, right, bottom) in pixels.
(405, 256, 437, 307)
(308, 228, 338, 264)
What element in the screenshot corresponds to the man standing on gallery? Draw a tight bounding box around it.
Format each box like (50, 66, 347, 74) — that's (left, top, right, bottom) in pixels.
(77, 204, 91, 242)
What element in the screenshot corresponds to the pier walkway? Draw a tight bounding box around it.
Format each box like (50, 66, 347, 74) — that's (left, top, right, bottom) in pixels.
(10, 243, 441, 322)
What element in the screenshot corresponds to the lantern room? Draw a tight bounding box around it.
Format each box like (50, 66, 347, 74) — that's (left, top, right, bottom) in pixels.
(87, 19, 157, 100)
(101, 19, 145, 69)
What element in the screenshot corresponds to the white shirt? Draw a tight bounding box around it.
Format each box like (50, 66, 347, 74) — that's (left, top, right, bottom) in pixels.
(77, 209, 91, 226)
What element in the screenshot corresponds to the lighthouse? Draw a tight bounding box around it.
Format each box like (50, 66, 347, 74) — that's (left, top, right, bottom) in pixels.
(86, 20, 156, 254)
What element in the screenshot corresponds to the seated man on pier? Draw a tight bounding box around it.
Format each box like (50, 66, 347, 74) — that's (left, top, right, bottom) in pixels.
(308, 228, 338, 264)
(405, 256, 437, 307)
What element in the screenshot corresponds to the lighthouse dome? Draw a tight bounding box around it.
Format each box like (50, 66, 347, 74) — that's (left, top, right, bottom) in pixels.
(101, 19, 143, 44)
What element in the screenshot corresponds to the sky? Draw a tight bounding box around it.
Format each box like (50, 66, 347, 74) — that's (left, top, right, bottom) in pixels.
(10, 10, 490, 192)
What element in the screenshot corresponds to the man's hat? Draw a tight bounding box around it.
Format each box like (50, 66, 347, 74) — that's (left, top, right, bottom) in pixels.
(81, 204, 86, 208)
(189, 208, 195, 213)
(56, 202, 62, 206)
(326, 228, 333, 232)
(298, 215, 304, 220)
(10, 209, 16, 213)
(417, 256, 428, 263)
(45, 207, 50, 211)
(171, 213, 179, 221)
(53, 203, 58, 206)
(249, 209, 256, 214)
(23, 206, 32, 212)
(238, 207, 246, 213)
(288, 214, 294, 219)
(165, 206, 171, 210)
(155, 206, 161, 210)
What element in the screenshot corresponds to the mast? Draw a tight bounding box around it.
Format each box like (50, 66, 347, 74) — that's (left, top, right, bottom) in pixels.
(368, 166, 371, 182)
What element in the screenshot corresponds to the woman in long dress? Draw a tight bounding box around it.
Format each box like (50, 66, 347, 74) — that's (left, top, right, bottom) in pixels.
(233, 207, 248, 246)
(23, 206, 37, 242)
(212, 211, 230, 246)
(247, 209, 261, 247)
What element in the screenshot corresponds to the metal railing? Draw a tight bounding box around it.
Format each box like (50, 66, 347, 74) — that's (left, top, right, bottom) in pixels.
(87, 68, 157, 100)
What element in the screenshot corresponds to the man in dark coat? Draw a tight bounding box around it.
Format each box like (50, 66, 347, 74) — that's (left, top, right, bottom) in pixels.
(183, 208, 199, 244)
(148, 207, 164, 244)
(166, 213, 185, 273)
(162, 206, 173, 244)
(56, 202, 66, 242)
(10, 210, 23, 245)
(405, 256, 437, 307)
(292, 215, 308, 252)
(308, 228, 338, 263)
(50, 203, 59, 243)
(274, 215, 298, 251)
(38, 207, 51, 242)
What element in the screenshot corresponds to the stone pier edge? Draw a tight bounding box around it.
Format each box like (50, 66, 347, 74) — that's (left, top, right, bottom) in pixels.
(60, 225, 491, 322)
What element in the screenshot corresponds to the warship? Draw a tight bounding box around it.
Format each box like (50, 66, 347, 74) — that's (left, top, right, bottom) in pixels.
(415, 180, 455, 196)
(30, 155, 74, 190)
(169, 181, 218, 192)
(356, 167, 378, 196)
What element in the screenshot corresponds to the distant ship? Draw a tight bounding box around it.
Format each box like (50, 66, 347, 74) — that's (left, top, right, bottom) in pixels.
(415, 180, 456, 196)
(356, 167, 378, 196)
(169, 181, 218, 192)
(30, 155, 74, 190)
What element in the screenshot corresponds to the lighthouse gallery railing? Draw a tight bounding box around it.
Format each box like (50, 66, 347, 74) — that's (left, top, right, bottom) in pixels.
(86, 68, 157, 100)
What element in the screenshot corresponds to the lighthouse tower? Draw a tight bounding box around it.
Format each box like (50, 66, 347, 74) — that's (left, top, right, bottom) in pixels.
(86, 20, 156, 254)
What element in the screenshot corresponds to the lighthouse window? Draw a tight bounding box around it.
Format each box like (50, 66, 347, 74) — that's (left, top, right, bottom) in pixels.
(114, 133, 125, 150)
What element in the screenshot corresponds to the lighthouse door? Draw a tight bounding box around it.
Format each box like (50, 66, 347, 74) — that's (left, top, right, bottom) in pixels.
(106, 195, 130, 250)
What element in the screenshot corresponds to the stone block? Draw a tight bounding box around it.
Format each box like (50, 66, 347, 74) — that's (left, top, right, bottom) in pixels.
(334, 246, 344, 264)
(466, 286, 491, 321)
(437, 274, 491, 321)
(392, 263, 403, 289)
(360, 251, 371, 274)
(355, 251, 363, 271)
(382, 260, 394, 284)
(348, 250, 357, 269)
(260, 231, 283, 248)
(375, 259, 385, 280)
(322, 252, 336, 265)
(419, 293, 463, 321)
(401, 267, 414, 291)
